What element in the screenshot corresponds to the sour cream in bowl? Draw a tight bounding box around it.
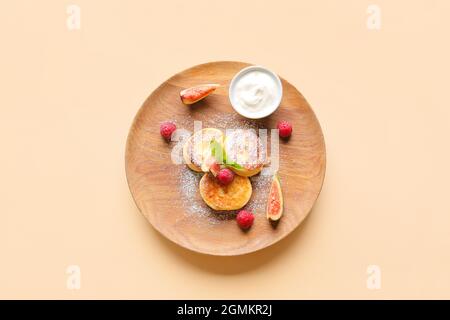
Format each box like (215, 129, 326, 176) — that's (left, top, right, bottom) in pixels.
(229, 66, 283, 119)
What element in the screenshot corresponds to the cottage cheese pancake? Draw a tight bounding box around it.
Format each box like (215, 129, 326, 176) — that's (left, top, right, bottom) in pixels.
(199, 173, 252, 211)
(183, 128, 223, 172)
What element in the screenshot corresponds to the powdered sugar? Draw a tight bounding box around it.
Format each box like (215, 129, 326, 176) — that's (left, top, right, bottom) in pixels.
(177, 167, 235, 225)
(176, 112, 265, 133)
(177, 165, 271, 226)
(175, 112, 272, 226)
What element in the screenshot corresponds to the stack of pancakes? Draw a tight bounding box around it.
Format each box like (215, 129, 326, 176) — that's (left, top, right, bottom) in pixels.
(183, 128, 265, 211)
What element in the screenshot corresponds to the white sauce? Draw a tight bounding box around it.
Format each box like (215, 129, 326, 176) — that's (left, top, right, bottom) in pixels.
(230, 68, 282, 119)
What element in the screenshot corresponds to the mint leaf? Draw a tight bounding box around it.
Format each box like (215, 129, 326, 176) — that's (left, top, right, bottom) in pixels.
(210, 139, 224, 164)
(210, 138, 244, 169)
(225, 162, 244, 170)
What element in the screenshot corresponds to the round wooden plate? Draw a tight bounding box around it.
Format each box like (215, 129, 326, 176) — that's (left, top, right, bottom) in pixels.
(125, 61, 326, 256)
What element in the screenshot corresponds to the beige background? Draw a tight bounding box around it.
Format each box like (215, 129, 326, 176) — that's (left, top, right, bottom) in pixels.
(1, 0, 450, 299)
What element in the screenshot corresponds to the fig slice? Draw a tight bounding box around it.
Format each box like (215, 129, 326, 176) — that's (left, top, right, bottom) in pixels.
(266, 175, 283, 221)
(180, 84, 219, 105)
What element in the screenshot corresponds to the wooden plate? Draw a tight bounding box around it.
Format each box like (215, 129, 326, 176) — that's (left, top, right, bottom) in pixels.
(125, 61, 326, 256)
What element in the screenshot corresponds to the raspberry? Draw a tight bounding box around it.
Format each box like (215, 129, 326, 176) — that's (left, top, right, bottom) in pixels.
(236, 210, 254, 230)
(217, 168, 234, 185)
(160, 121, 176, 140)
(277, 121, 292, 138)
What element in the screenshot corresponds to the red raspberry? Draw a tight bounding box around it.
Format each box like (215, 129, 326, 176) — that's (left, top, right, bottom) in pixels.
(217, 168, 234, 185)
(236, 210, 254, 230)
(277, 120, 292, 138)
(160, 121, 176, 140)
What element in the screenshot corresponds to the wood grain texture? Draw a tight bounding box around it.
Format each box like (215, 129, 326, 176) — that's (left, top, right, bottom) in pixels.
(125, 61, 326, 256)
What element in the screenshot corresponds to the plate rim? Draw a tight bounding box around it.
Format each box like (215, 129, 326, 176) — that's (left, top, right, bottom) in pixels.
(125, 60, 327, 256)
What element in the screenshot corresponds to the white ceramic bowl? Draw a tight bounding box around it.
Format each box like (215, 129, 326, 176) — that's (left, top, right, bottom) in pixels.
(229, 65, 283, 119)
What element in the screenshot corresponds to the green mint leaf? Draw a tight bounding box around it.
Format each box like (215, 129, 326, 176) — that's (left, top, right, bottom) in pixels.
(226, 162, 244, 170)
(210, 139, 224, 164)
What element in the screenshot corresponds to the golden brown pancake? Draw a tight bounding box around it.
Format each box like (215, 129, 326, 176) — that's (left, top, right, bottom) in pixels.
(224, 129, 265, 177)
(199, 173, 252, 211)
